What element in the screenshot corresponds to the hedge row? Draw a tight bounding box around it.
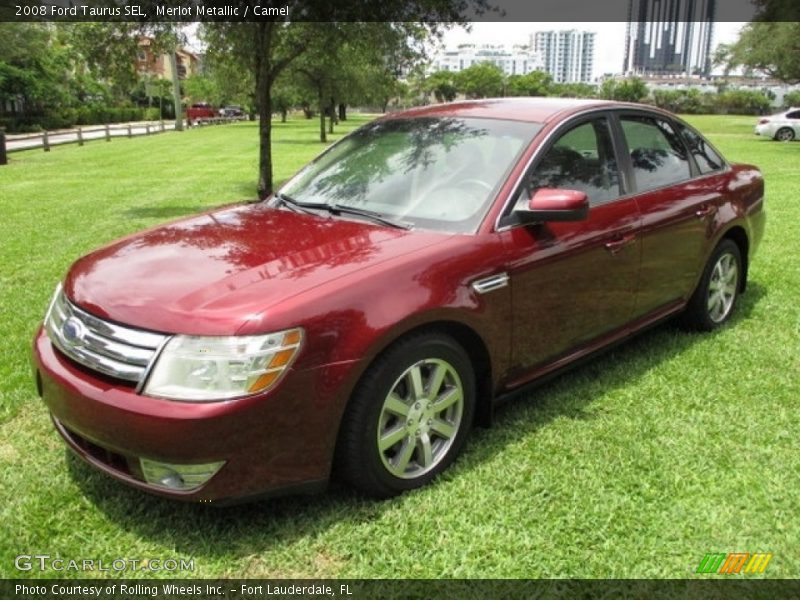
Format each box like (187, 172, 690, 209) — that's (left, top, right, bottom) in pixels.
(649, 89, 780, 115)
(1, 106, 163, 133)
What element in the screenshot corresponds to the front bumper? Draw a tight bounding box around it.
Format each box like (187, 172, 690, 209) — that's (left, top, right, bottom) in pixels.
(32, 327, 359, 503)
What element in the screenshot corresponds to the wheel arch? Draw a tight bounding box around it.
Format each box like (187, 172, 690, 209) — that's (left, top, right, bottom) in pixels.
(720, 225, 749, 293)
(423, 320, 494, 428)
(329, 319, 494, 494)
(336, 319, 495, 444)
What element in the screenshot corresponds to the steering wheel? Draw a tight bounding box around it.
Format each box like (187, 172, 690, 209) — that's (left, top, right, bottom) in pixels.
(414, 178, 493, 220)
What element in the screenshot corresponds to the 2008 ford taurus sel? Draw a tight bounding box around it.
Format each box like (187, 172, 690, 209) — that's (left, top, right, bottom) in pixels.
(33, 98, 765, 502)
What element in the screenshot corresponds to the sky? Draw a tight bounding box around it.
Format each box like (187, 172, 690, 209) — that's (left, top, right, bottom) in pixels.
(438, 22, 747, 78)
(184, 21, 747, 80)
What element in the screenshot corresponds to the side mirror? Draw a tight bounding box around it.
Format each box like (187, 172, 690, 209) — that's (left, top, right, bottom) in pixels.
(515, 188, 589, 223)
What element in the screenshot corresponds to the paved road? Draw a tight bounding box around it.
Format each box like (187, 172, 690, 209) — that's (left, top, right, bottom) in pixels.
(6, 120, 180, 152)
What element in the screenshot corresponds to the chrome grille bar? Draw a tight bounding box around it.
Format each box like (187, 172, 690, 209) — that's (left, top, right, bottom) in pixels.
(45, 285, 168, 384)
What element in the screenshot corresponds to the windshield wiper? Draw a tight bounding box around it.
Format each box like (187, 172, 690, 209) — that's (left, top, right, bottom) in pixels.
(328, 204, 413, 230)
(274, 193, 412, 230)
(273, 192, 319, 216)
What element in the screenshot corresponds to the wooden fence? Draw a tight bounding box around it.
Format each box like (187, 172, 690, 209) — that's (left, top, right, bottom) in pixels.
(0, 116, 245, 159)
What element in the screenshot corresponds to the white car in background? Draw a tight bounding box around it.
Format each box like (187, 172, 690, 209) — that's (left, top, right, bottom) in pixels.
(755, 108, 800, 141)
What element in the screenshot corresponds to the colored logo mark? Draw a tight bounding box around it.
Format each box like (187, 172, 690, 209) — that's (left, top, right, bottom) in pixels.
(696, 552, 773, 574)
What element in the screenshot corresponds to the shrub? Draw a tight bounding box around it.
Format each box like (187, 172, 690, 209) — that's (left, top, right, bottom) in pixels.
(599, 78, 649, 103)
(39, 110, 76, 130)
(651, 89, 709, 114)
(717, 90, 773, 115)
(783, 90, 800, 108)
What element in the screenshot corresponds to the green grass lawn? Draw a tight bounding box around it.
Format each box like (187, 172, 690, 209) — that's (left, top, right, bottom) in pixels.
(1, 113, 798, 579)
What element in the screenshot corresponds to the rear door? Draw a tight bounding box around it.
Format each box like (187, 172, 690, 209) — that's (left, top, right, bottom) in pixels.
(616, 112, 716, 316)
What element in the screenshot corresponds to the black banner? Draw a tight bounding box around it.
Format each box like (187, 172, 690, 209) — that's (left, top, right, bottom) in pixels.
(4, 579, 800, 600)
(1, 0, 798, 23)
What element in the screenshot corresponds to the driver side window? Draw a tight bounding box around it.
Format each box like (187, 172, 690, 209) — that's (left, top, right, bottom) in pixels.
(521, 118, 621, 207)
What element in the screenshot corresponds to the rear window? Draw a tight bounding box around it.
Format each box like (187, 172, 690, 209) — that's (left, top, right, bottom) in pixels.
(678, 125, 725, 175)
(621, 116, 691, 193)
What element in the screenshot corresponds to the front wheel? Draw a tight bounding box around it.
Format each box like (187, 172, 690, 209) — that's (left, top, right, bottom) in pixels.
(335, 332, 476, 498)
(681, 239, 742, 331)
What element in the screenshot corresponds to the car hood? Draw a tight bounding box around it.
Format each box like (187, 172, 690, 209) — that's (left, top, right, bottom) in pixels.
(65, 202, 450, 335)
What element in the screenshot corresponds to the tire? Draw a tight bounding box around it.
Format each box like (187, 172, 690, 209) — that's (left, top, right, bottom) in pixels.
(775, 127, 795, 142)
(335, 332, 476, 498)
(681, 239, 742, 331)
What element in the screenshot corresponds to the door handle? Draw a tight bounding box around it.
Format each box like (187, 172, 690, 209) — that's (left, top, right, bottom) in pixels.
(604, 233, 636, 255)
(695, 204, 717, 219)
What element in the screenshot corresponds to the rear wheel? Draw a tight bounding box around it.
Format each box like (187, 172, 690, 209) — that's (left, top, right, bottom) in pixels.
(335, 332, 475, 498)
(775, 127, 795, 142)
(681, 239, 742, 331)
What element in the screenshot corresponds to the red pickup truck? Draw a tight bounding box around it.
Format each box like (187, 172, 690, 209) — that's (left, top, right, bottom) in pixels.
(185, 102, 216, 125)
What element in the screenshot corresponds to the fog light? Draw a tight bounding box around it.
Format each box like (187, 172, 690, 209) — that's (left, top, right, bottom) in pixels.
(140, 459, 225, 491)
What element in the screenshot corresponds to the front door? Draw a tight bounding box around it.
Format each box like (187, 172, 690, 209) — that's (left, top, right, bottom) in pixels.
(499, 116, 641, 375)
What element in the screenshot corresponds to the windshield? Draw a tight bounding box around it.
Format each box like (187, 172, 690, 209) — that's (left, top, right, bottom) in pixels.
(279, 117, 542, 233)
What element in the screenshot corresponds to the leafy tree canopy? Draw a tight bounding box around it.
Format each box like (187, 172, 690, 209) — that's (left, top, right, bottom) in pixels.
(456, 62, 505, 99)
(424, 70, 458, 103)
(715, 22, 800, 84)
(506, 70, 553, 97)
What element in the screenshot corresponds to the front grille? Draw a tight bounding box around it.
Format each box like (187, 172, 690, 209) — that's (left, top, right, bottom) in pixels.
(45, 286, 168, 386)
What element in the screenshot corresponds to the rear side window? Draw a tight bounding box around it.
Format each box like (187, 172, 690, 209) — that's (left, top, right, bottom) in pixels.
(786, 110, 800, 119)
(679, 125, 724, 174)
(523, 118, 621, 207)
(621, 116, 691, 193)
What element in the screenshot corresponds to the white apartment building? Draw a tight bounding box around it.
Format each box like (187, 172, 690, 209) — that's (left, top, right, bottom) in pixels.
(431, 44, 543, 76)
(532, 30, 596, 83)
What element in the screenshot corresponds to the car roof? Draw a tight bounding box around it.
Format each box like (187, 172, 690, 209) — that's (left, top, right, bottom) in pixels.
(385, 97, 623, 124)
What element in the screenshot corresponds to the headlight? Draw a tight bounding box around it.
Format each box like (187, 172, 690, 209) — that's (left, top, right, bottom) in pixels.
(144, 328, 303, 401)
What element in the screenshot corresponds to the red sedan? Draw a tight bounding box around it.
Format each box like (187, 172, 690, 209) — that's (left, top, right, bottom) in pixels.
(33, 98, 765, 502)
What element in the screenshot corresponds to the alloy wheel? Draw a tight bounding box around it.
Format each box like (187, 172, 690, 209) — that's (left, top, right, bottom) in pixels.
(376, 358, 464, 479)
(707, 252, 739, 323)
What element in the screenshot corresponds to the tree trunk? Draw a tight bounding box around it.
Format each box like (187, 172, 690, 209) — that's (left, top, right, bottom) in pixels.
(258, 89, 274, 198)
(318, 87, 327, 143)
(328, 97, 335, 134)
(338, 103, 346, 121)
(281, 109, 287, 123)
(255, 23, 274, 199)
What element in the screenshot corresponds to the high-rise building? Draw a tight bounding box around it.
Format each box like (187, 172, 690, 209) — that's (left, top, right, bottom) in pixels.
(623, 0, 716, 77)
(532, 30, 596, 84)
(432, 44, 542, 76)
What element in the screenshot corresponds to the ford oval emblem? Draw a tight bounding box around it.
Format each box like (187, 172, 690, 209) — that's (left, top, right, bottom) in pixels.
(62, 317, 86, 346)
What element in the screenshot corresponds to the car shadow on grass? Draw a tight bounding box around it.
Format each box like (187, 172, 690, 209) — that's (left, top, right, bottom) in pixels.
(469, 280, 766, 444)
(66, 283, 765, 572)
